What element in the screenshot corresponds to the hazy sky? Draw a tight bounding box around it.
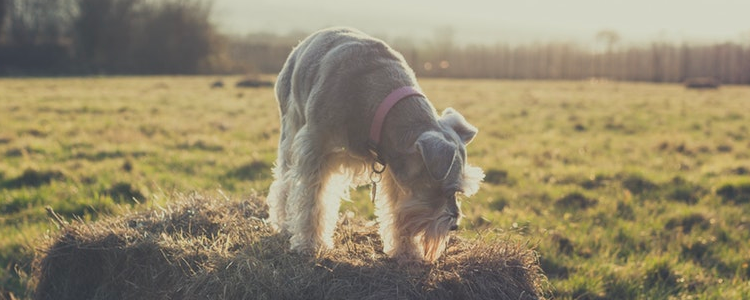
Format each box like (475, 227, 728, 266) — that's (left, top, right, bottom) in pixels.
(211, 0, 750, 45)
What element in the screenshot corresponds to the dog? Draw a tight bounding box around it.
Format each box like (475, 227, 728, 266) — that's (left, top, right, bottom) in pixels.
(266, 27, 484, 263)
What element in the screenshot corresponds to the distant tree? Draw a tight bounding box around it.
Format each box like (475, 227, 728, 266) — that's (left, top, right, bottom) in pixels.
(132, 0, 218, 74)
(595, 30, 620, 78)
(71, 0, 222, 74)
(73, 0, 141, 72)
(3, 0, 74, 45)
(679, 43, 691, 82)
(651, 43, 664, 82)
(596, 30, 620, 52)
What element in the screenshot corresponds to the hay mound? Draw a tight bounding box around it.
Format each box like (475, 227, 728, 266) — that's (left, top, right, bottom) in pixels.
(33, 194, 547, 300)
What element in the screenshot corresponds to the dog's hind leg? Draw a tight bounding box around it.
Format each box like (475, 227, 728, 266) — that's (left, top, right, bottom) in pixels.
(285, 125, 338, 254)
(268, 60, 302, 233)
(266, 131, 293, 232)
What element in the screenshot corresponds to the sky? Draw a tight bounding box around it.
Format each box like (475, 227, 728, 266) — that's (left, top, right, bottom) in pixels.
(211, 0, 750, 46)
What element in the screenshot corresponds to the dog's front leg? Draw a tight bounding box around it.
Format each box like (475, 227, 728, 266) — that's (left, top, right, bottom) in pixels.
(375, 175, 423, 263)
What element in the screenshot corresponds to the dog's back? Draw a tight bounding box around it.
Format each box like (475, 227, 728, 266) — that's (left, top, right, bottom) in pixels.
(274, 27, 420, 156)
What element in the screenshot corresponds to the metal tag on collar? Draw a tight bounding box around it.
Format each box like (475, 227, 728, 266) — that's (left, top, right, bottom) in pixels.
(370, 167, 383, 203)
(367, 140, 386, 203)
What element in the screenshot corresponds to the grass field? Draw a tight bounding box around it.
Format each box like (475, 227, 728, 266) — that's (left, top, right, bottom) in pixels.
(1, 76, 750, 299)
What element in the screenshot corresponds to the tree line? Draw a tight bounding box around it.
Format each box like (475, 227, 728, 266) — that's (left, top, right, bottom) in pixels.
(229, 32, 750, 85)
(1, 0, 749, 84)
(0, 0, 225, 74)
(413, 41, 750, 84)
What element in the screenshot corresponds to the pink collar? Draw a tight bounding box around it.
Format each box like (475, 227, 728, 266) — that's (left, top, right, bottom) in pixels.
(368, 86, 424, 165)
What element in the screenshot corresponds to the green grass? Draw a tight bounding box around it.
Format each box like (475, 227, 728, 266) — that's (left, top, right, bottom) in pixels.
(2, 77, 750, 298)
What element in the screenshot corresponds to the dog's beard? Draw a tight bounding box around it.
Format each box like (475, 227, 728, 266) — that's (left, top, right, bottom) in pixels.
(397, 200, 456, 262)
(418, 212, 455, 261)
(413, 164, 481, 261)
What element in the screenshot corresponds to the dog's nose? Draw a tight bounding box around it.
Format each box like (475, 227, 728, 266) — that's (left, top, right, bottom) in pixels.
(450, 224, 458, 231)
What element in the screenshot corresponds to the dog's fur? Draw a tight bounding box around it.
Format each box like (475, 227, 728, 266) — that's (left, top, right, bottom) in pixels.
(267, 27, 484, 262)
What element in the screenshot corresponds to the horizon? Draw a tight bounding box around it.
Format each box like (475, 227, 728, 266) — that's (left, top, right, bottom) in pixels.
(211, 0, 750, 46)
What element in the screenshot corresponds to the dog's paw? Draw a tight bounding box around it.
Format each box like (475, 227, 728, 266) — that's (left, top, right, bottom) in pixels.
(390, 248, 427, 266)
(290, 244, 316, 256)
(290, 237, 331, 257)
(266, 220, 289, 234)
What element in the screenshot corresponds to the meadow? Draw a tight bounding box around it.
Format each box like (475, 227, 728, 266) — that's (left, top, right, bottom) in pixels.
(1, 76, 749, 299)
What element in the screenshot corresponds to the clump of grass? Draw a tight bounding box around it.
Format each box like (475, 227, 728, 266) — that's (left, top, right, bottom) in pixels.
(539, 256, 569, 279)
(554, 192, 597, 211)
(615, 201, 635, 220)
(178, 140, 224, 152)
(121, 160, 133, 172)
(489, 197, 508, 211)
(716, 144, 733, 153)
(25, 128, 49, 138)
(729, 166, 749, 175)
(104, 182, 146, 204)
(643, 259, 680, 294)
(2, 168, 65, 189)
(662, 177, 704, 205)
(619, 174, 704, 204)
(716, 181, 750, 204)
(33, 194, 548, 300)
(664, 213, 711, 234)
(224, 160, 271, 181)
(484, 168, 510, 185)
(5, 146, 46, 157)
(612, 229, 645, 259)
(681, 240, 714, 263)
(551, 234, 575, 256)
(0, 135, 13, 144)
(578, 174, 610, 190)
(619, 173, 658, 196)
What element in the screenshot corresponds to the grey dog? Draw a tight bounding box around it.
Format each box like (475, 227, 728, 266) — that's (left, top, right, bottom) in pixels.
(267, 27, 484, 262)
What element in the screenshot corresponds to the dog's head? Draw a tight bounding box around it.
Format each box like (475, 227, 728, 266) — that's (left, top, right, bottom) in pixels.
(388, 108, 484, 261)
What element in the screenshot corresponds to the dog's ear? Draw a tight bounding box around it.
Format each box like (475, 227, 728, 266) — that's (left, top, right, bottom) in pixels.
(416, 131, 457, 181)
(439, 108, 478, 145)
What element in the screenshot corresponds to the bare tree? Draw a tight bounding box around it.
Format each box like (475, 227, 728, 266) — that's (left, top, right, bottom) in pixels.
(132, 0, 216, 73)
(4, 0, 74, 44)
(73, 0, 141, 72)
(596, 30, 620, 78)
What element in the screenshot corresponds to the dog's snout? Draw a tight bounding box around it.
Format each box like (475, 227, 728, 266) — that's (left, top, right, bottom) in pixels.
(449, 224, 459, 231)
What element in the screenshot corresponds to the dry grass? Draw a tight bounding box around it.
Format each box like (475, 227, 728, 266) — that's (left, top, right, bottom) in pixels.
(33, 193, 547, 300)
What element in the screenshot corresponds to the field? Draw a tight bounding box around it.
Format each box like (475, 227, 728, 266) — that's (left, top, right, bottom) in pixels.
(2, 76, 750, 299)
